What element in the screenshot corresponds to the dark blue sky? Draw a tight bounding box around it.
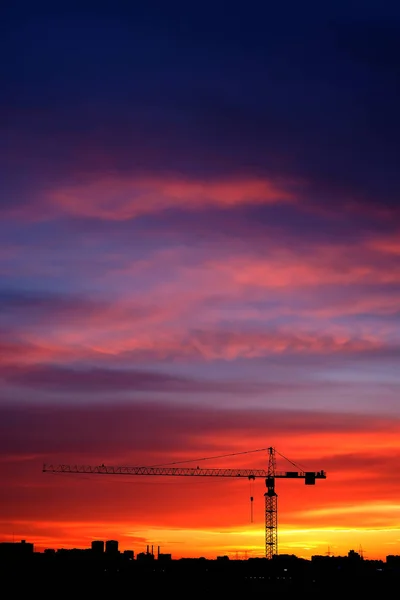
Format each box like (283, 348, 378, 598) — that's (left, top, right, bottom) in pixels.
(2, 1, 400, 211)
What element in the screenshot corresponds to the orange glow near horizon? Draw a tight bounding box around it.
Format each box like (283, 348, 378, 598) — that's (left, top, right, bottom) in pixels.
(4, 508, 400, 561)
(3, 424, 400, 561)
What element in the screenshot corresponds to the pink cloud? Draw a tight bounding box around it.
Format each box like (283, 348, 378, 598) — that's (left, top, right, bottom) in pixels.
(1, 230, 399, 369)
(368, 234, 400, 256)
(0, 339, 86, 367)
(0, 324, 387, 367)
(207, 245, 400, 289)
(47, 175, 295, 220)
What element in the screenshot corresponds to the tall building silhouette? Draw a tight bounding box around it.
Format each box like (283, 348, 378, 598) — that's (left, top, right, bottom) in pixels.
(91, 540, 104, 554)
(105, 540, 118, 555)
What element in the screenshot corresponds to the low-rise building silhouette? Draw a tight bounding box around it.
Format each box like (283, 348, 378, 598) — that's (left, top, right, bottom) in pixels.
(2, 538, 400, 593)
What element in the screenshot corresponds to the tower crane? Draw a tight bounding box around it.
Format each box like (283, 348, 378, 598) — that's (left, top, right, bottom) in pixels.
(43, 446, 326, 559)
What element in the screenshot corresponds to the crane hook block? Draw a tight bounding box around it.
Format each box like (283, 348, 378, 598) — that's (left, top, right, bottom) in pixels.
(305, 472, 316, 485)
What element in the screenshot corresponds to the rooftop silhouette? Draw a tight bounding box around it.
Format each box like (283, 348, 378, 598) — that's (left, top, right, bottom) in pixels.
(1, 538, 400, 594)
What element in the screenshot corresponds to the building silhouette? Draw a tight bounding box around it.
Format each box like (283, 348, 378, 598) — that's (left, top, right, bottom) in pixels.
(1, 539, 400, 593)
(105, 540, 119, 555)
(91, 540, 104, 555)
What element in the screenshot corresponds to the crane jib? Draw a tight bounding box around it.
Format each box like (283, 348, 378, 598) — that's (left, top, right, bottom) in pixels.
(43, 464, 327, 482)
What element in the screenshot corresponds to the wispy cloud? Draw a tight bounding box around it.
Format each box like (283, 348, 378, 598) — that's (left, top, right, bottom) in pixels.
(44, 176, 295, 221)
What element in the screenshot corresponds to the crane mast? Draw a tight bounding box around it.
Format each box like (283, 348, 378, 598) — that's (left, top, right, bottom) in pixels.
(43, 446, 326, 559)
(265, 446, 278, 558)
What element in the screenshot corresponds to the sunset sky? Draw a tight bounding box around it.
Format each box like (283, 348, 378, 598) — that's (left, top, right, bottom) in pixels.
(1, 1, 400, 561)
